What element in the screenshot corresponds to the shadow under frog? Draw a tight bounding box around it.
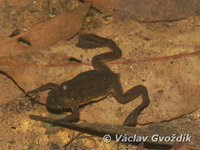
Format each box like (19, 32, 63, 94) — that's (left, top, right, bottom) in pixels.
(27, 34, 150, 126)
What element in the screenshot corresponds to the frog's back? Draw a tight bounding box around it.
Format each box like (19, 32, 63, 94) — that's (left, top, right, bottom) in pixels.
(71, 70, 116, 83)
(61, 70, 118, 102)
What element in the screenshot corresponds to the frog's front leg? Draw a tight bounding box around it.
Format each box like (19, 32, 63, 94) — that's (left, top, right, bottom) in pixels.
(26, 83, 59, 104)
(112, 82, 150, 126)
(54, 106, 80, 123)
(30, 106, 80, 123)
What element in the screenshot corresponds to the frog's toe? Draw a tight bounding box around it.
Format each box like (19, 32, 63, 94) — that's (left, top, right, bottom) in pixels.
(123, 120, 137, 126)
(123, 114, 137, 126)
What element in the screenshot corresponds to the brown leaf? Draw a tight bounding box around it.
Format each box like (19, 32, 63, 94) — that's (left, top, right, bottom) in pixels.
(16, 3, 91, 49)
(84, 0, 118, 14)
(0, 37, 30, 57)
(84, 0, 200, 22)
(0, 51, 71, 105)
(0, 3, 90, 57)
(0, 44, 90, 105)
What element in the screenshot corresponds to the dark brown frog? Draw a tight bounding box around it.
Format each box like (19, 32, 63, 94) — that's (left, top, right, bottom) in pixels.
(27, 34, 150, 126)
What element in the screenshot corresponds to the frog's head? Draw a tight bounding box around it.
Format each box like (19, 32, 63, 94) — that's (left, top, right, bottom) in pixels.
(46, 89, 65, 111)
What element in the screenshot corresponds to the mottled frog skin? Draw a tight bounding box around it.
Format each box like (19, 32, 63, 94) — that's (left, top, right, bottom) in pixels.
(27, 34, 150, 126)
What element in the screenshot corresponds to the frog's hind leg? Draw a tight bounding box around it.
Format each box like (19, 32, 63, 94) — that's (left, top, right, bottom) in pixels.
(112, 82, 150, 126)
(76, 34, 122, 72)
(76, 33, 114, 49)
(30, 107, 80, 125)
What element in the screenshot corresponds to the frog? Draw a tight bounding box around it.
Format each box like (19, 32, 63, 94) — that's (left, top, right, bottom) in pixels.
(27, 34, 150, 126)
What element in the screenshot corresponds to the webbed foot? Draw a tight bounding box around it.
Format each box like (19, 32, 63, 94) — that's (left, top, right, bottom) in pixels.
(123, 112, 138, 126)
(76, 34, 114, 49)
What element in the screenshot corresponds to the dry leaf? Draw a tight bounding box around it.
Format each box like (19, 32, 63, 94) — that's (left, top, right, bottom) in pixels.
(16, 3, 91, 49)
(0, 3, 90, 57)
(84, 0, 200, 22)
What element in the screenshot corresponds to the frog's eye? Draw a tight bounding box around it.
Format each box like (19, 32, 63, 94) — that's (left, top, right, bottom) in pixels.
(62, 85, 67, 90)
(56, 101, 64, 109)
